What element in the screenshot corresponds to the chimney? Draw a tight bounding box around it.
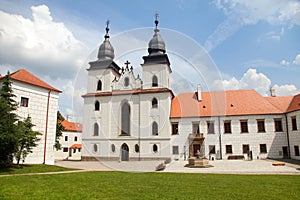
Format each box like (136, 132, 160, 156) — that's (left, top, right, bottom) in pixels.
(270, 87, 276, 97)
(197, 84, 202, 101)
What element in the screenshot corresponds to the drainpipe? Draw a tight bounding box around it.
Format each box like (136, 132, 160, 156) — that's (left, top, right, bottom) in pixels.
(43, 90, 51, 164)
(285, 113, 291, 159)
(218, 116, 222, 160)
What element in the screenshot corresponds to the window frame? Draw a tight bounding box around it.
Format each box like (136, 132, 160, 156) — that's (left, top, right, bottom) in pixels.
(172, 146, 179, 155)
(20, 97, 29, 107)
(171, 123, 179, 135)
(292, 117, 297, 131)
(274, 118, 283, 132)
(224, 120, 232, 134)
(207, 121, 215, 134)
(257, 119, 266, 133)
(97, 80, 102, 91)
(240, 120, 249, 133)
(260, 144, 267, 153)
(192, 122, 200, 134)
(209, 145, 216, 154)
(242, 144, 250, 154)
(152, 144, 158, 153)
(95, 101, 100, 111)
(225, 145, 233, 154)
(152, 98, 158, 109)
(152, 75, 158, 87)
(294, 146, 300, 156)
(94, 123, 99, 136)
(152, 121, 158, 136)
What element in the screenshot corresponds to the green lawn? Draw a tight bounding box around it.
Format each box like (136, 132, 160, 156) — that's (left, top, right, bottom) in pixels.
(0, 164, 75, 175)
(0, 171, 299, 199)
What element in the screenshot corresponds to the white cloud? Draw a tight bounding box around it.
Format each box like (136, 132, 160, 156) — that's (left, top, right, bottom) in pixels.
(272, 84, 300, 96)
(212, 68, 271, 95)
(0, 5, 89, 79)
(293, 53, 300, 65)
(206, 0, 300, 51)
(280, 59, 290, 66)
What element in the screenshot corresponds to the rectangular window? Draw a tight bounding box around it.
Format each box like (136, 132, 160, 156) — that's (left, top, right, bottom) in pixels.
(74, 136, 78, 141)
(225, 145, 232, 154)
(63, 147, 68, 152)
(209, 145, 216, 154)
(172, 146, 179, 155)
(20, 97, 29, 107)
(172, 123, 179, 135)
(292, 117, 297, 131)
(78, 148, 81, 152)
(295, 146, 300, 156)
(242, 144, 250, 154)
(224, 121, 232, 134)
(207, 121, 215, 134)
(260, 144, 267, 153)
(192, 123, 200, 134)
(240, 120, 248, 133)
(274, 118, 283, 132)
(65, 136, 68, 141)
(257, 119, 266, 132)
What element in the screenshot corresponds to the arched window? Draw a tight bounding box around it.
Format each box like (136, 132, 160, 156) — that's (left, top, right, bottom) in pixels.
(124, 77, 129, 87)
(152, 98, 158, 108)
(93, 144, 98, 152)
(135, 144, 140, 153)
(94, 123, 99, 136)
(152, 75, 158, 87)
(152, 121, 158, 136)
(97, 80, 102, 91)
(153, 144, 158, 153)
(121, 102, 130, 135)
(95, 101, 100, 111)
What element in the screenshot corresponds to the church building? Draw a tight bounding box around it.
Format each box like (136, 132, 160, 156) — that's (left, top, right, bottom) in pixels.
(82, 18, 300, 161)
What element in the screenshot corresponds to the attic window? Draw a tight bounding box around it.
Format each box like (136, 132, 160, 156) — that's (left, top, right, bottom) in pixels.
(203, 105, 206, 108)
(230, 104, 234, 107)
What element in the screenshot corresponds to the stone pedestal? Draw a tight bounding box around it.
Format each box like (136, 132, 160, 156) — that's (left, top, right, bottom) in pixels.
(186, 157, 212, 168)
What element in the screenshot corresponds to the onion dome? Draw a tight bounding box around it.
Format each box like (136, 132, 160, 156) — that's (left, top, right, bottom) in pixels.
(97, 20, 114, 61)
(148, 14, 166, 55)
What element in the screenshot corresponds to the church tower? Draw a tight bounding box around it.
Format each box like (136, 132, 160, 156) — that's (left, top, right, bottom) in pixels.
(87, 21, 121, 93)
(142, 15, 172, 89)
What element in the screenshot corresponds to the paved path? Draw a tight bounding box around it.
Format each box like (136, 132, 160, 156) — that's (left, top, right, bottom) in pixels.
(55, 159, 300, 175)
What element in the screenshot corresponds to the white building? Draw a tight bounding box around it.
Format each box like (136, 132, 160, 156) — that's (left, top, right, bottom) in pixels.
(54, 119, 82, 160)
(82, 19, 300, 161)
(0, 69, 61, 164)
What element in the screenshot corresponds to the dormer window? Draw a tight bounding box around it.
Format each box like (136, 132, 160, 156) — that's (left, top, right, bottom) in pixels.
(152, 98, 158, 108)
(97, 80, 102, 91)
(152, 75, 158, 87)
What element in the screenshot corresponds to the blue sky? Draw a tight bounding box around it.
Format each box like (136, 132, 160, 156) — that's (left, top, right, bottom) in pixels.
(0, 0, 300, 120)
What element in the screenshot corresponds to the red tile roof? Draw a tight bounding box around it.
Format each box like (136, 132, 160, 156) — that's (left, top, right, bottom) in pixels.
(4, 69, 61, 92)
(70, 144, 82, 149)
(61, 120, 82, 132)
(170, 89, 295, 118)
(287, 94, 300, 112)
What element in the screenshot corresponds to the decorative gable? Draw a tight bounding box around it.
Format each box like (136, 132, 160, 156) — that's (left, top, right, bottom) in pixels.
(112, 61, 142, 91)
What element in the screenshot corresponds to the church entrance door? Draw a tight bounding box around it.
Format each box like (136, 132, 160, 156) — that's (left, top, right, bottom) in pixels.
(121, 143, 129, 161)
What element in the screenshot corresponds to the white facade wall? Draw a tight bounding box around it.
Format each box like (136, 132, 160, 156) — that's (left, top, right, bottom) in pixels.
(170, 114, 289, 160)
(12, 81, 59, 164)
(287, 110, 300, 160)
(54, 131, 82, 160)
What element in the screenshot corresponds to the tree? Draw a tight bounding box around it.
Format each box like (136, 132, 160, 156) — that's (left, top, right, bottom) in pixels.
(15, 116, 41, 165)
(55, 111, 65, 150)
(0, 71, 19, 164)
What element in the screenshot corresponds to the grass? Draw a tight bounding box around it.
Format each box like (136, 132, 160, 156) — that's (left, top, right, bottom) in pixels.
(0, 171, 299, 199)
(0, 164, 75, 175)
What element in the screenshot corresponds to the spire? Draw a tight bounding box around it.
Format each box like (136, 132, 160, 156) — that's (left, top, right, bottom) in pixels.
(148, 13, 166, 55)
(97, 20, 115, 61)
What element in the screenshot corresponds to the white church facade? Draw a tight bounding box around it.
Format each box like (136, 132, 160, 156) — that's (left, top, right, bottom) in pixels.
(82, 19, 300, 161)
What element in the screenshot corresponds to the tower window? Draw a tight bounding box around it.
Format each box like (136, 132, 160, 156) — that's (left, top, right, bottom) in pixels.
(95, 101, 100, 111)
(93, 144, 98, 152)
(135, 144, 140, 153)
(152, 121, 158, 136)
(152, 98, 158, 108)
(153, 144, 158, 153)
(111, 144, 115, 153)
(152, 75, 158, 87)
(97, 80, 102, 91)
(94, 123, 99, 136)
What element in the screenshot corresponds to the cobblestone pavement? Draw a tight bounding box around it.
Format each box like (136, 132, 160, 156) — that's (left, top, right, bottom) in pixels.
(55, 159, 300, 174)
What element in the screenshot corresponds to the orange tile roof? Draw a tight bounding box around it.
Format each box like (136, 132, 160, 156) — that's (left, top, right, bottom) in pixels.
(264, 96, 293, 112)
(170, 89, 294, 118)
(70, 144, 82, 149)
(61, 120, 82, 132)
(287, 94, 300, 112)
(6, 69, 61, 92)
